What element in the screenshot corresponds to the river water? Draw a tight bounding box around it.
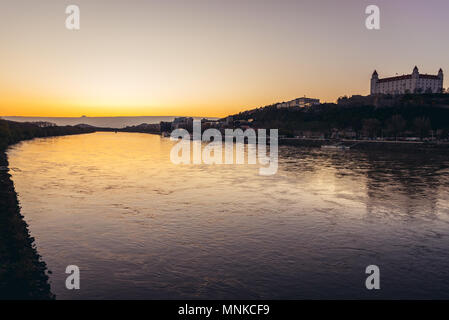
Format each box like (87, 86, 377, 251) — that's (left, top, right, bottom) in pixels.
(7, 132, 449, 299)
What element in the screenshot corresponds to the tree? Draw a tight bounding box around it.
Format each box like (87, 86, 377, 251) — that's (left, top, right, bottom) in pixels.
(386, 115, 406, 140)
(362, 118, 381, 138)
(413, 117, 431, 139)
(0, 120, 11, 150)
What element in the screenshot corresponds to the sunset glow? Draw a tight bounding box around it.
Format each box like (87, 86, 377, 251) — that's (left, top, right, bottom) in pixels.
(1, 0, 449, 117)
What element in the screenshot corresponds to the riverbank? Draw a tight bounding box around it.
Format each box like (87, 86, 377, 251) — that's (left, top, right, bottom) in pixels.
(0, 120, 95, 299)
(158, 128, 449, 152)
(279, 137, 449, 151)
(0, 151, 54, 299)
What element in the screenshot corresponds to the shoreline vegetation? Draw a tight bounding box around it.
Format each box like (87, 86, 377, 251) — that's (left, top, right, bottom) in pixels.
(120, 93, 449, 151)
(0, 120, 94, 299)
(230, 94, 449, 142)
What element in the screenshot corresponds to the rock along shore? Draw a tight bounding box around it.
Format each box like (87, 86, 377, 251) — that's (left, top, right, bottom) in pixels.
(0, 150, 54, 299)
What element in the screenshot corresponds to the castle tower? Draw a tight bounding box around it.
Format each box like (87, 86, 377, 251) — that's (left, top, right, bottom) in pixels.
(412, 66, 419, 78)
(438, 68, 444, 93)
(370, 70, 379, 95)
(411, 66, 420, 92)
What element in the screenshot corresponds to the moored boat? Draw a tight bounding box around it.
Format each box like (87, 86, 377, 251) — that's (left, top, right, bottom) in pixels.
(321, 144, 350, 150)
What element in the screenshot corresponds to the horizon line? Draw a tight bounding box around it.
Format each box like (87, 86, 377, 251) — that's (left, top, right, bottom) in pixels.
(1, 115, 223, 119)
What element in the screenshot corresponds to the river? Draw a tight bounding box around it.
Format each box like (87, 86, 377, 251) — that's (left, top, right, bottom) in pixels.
(7, 132, 449, 299)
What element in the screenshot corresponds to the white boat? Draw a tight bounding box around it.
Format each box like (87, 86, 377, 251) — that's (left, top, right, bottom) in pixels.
(321, 144, 350, 150)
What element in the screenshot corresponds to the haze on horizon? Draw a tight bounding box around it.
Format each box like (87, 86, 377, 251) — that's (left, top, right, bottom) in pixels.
(1, 0, 448, 118)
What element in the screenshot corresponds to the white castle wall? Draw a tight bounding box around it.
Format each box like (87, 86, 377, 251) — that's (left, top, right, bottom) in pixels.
(370, 67, 443, 95)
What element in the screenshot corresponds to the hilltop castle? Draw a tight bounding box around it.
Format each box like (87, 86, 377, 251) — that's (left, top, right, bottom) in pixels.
(370, 66, 443, 95)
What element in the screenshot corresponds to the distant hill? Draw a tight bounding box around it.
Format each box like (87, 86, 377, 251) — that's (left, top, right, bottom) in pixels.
(231, 94, 449, 139)
(0, 116, 183, 128)
(0, 120, 95, 151)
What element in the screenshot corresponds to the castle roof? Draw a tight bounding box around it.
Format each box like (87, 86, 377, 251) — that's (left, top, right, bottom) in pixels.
(378, 75, 411, 83)
(420, 74, 440, 80)
(377, 73, 439, 83)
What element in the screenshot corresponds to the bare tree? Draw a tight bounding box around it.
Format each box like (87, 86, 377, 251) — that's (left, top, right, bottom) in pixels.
(386, 115, 406, 140)
(362, 118, 381, 138)
(413, 117, 431, 140)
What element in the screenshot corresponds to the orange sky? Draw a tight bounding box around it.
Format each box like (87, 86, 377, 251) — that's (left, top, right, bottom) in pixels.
(1, 0, 448, 118)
